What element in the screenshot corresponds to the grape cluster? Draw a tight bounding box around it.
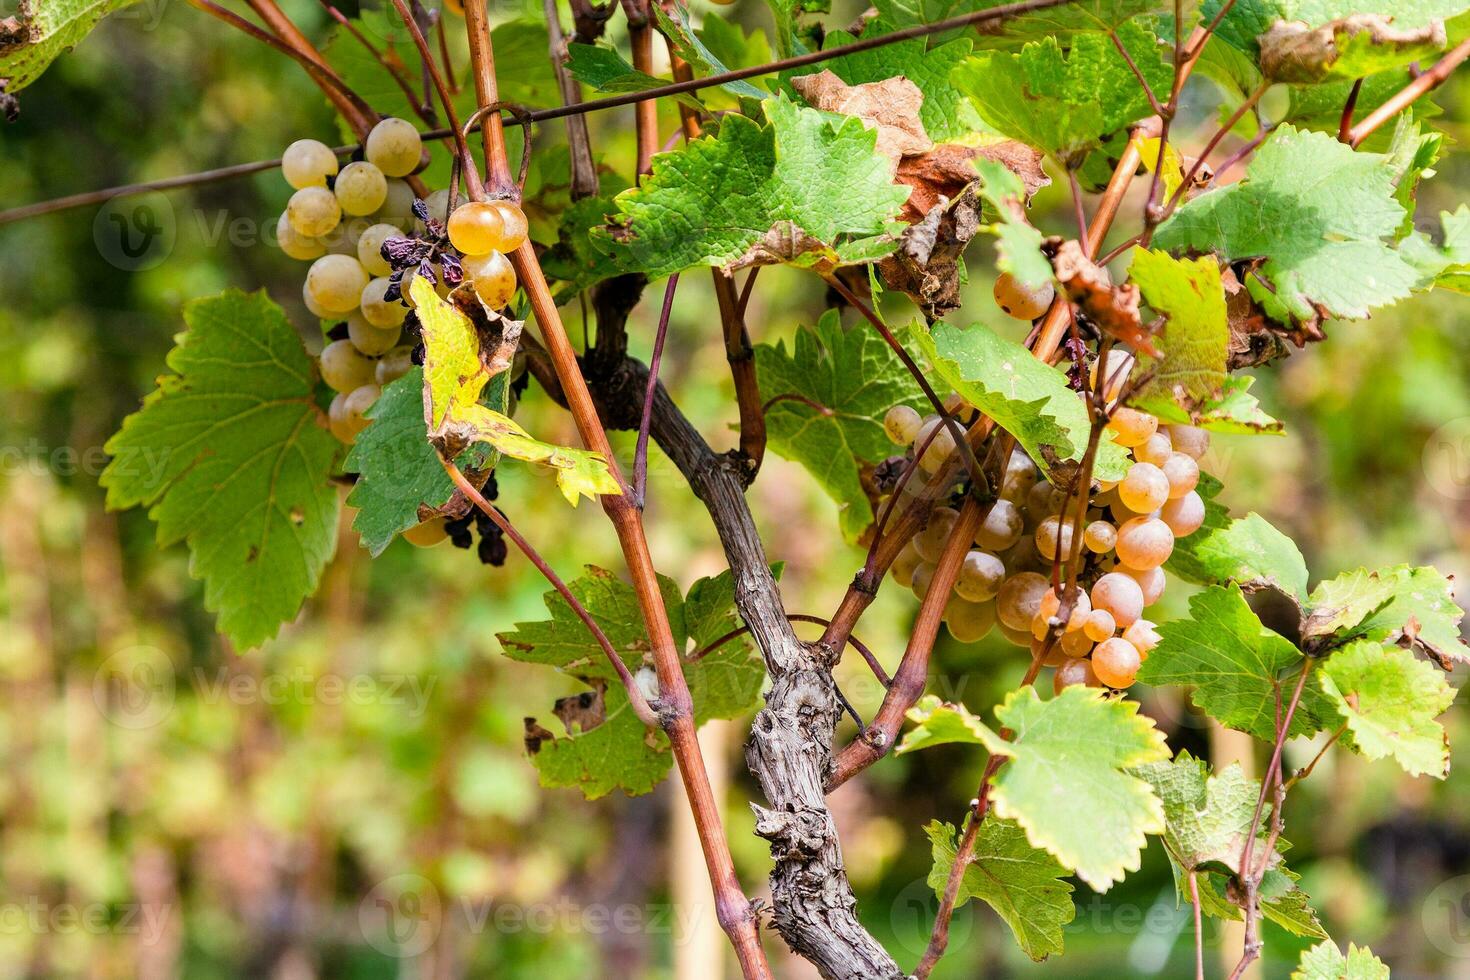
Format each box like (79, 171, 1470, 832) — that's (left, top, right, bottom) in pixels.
(274, 118, 528, 450)
(881, 350, 1208, 694)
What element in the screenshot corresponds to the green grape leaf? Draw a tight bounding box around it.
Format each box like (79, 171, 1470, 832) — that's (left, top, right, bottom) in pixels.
(344, 368, 501, 556)
(1134, 751, 1267, 876)
(539, 191, 639, 295)
(1179, 858, 1326, 938)
(564, 43, 707, 110)
(1165, 511, 1310, 598)
(1403, 205, 1470, 293)
(604, 94, 910, 278)
(912, 321, 1131, 484)
(897, 695, 991, 753)
(974, 0, 1173, 44)
(951, 21, 1171, 161)
(0, 0, 142, 94)
(500, 566, 766, 797)
(653, 3, 769, 102)
(1318, 640, 1456, 777)
(972, 158, 1054, 289)
(412, 278, 620, 505)
(1127, 249, 1236, 423)
(924, 817, 1075, 961)
(786, 27, 981, 142)
(755, 310, 926, 541)
(1292, 941, 1391, 980)
(1303, 565, 1469, 664)
(1286, 71, 1441, 142)
(966, 686, 1170, 891)
(1202, 0, 1468, 66)
(1139, 585, 1332, 740)
(1154, 125, 1417, 321)
(101, 290, 341, 650)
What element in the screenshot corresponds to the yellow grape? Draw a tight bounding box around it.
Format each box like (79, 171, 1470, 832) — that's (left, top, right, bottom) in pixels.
(996, 571, 1049, 631)
(1133, 431, 1173, 466)
(375, 345, 416, 386)
(1053, 657, 1098, 694)
(912, 563, 937, 600)
(462, 250, 517, 308)
(335, 161, 388, 216)
(914, 506, 960, 563)
(1115, 516, 1175, 571)
(890, 541, 922, 588)
(403, 517, 449, 547)
(1118, 462, 1171, 513)
(1160, 490, 1205, 536)
(955, 550, 1005, 602)
(489, 200, 529, 252)
(320, 339, 377, 394)
(447, 202, 506, 255)
(306, 254, 370, 314)
(884, 405, 922, 445)
(360, 277, 408, 329)
(357, 222, 401, 277)
(975, 499, 1023, 552)
(1161, 452, 1200, 499)
(943, 596, 996, 643)
(276, 212, 325, 261)
(1083, 520, 1117, 553)
(1092, 637, 1141, 689)
(287, 186, 342, 238)
(1107, 407, 1158, 448)
(376, 179, 417, 226)
(281, 138, 338, 189)
(992, 272, 1055, 320)
(347, 311, 401, 356)
(1123, 619, 1161, 656)
(1090, 572, 1145, 628)
(364, 117, 423, 178)
(1167, 423, 1210, 459)
(1083, 608, 1116, 642)
(1122, 565, 1166, 605)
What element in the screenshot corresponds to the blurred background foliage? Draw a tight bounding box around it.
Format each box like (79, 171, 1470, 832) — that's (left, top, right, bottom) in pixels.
(0, 0, 1468, 977)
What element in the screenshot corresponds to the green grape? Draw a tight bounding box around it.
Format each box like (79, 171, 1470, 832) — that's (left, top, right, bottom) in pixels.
(335, 161, 388, 216)
(360, 276, 408, 329)
(357, 222, 401, 277)
(447, 201, 506, 255)
(327, 383, 379, 443)
(421, 189, 452, 227)
(992, 272, 1055, 320)
(884, 404, 922, 445)
(462, 250, 517, 308)
(1115, 517, 1174, 571)
(996, 571, 1048, 631)
(914, 506, 959, 563)
(320, 339, 377, 394)
(306, 254, 370, 314)
(1092, 637, 1141, 689)
(281, 138, 338, 189)
(276, 212, 325, 260)
(287, 186, 342, 238)
(376, 179, 417, 225)
(403, 517, 449, 547)
(375, 345, 416, 386)
(302, 281, 336, 321)
(1083, 520, 1117, 553)
(975, 499, 1023, 552)
(1166, 423, 1209, 459)
(1161, 452, 1200, 498)
(911, 563, 937, 600)
(1090, 572, 1144, 628)
(955, 550, 1005, 602)
(1118, 462, 1170, 513)
(321, 217, 371, 256)
(943, 596, 995, 643)
(890, 541, 922, 588)
(1160, 490, 1205, 536)
(364, 117, 423, 178)
(348, 311, 401, 356)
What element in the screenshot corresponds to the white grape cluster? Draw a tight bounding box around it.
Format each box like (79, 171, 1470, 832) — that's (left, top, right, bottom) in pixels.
(274, 117, 528, 448)
(881, 353, 1208, 694)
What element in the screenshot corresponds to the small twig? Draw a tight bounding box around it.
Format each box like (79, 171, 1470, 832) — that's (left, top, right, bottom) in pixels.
(1284, 723, 1346, 791)
(685, 616, 890, 688)
(713, 269, 767, 473)
(1066, 167, 1090, 242)
(389, 0, 483, 197)
(315, 0, 433, 124)
(1164, 81, 1269, 218)
(1338, 77, 1365, 143)
(761, 392, 834, 417)
(1349, 36, 1470, 147)
(436, 15, 459, 95)
(1189, 871, 1205, 980)
(544, 0, 599, 200)
(441, 457, 659, 726)
(634, 273, 679, 505)
(1111, 30, 1166, 118)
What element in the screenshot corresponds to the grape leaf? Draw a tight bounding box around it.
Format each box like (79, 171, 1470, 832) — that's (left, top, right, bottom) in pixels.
(1202, 0, 1469, 66)
(1165, 512, 1309, 598)
(412, 278, 620, 505)
(897, 695, 992, 753)
(1303, 564, 1469, 664)
(0, 0, 142, 94)
(344, 368, 501, 556)
(564, 43, 707, 110)
(525, 684, 669, 798)
(1153, 125, 1418, 322)
(968, 686, 1170, 891)
(604, 94, 911, 278)
(539, 191, 638, 296)
(755, 310, 926, 541)
(1182, 857, 1326, 938)
(1318, 640, 1456, 777)
(951, 21, 1171, 162)
(912, 321, 1132, 484)
(1257, 14, 1456, 83)
(653, 3, 769, 102)
(1292, 940, 1391, 980)
(499, 566, 767, 797)
(786, 27, 981, 142)
(972, 158, 1054, 289)
(1134, 751, 1266, 876)
(101, 290, 341, 649)
(1139, 585, 1332, 740)
(972, 0, 1172, 44)
(1403, 205, 1470, 293)
(924, 817, 1075, 961)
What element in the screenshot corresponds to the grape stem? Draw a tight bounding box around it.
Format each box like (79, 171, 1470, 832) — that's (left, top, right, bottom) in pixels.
(388, 0, 484, 199)
(313, 0, 434, 125)
(1348, 35, 1470, 147)
(440, 457, 659, 727)
(687, 614, 889, 688)
(633, 273, 679, 506)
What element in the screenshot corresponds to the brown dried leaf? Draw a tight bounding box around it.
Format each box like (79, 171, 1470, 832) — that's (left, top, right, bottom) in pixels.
(878, 187, 983, 319)
(552, 684, 608, 734)
(727, 221, 834, 272)
(790, 69, 934, 166)
(1052, 239, 1158, 356)
(1259, 15, 1447, 83)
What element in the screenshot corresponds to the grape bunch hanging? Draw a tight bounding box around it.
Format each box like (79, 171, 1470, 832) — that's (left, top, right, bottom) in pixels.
(274, 117, 528, 551)
(881, 275, 1209, 694)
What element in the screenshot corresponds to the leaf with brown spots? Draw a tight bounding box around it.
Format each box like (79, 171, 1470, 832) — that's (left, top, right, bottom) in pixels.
(1052, 239, 1158, 356)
